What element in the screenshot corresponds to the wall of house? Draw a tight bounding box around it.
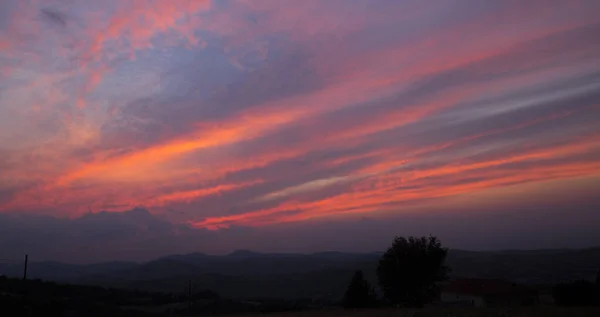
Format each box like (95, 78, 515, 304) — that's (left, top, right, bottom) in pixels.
(440, 292, 486, 307)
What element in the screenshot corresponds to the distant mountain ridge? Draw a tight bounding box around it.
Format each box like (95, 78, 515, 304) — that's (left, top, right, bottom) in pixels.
(2, 247, 599, 299)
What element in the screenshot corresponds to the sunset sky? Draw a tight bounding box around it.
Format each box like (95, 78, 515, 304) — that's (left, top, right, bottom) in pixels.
(1, 0, 600, 263)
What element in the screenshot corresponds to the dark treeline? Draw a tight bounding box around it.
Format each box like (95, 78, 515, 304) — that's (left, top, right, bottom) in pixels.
(0, 275, 206, 305)
(343, 236, 449, 309)
(341, 235, 600, 309)
(0, 275, 334, 316)
(1, 277, 154, 316)
(553, 280, 600, 306)
(0, 276, 212, 316)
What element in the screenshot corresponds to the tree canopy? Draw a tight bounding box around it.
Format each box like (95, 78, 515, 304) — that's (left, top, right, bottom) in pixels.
(342, 270, 377, 309)
(377, 236, 449, 307)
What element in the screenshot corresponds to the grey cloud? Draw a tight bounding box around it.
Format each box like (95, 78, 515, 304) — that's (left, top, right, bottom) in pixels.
(40, 8, 67, 27)
(0, 208, 218, 263)
(107, 44, 326, 150)
(93, 11, 600, 171)
(0, 188, 19, 205)
(413, 88, 600, 156)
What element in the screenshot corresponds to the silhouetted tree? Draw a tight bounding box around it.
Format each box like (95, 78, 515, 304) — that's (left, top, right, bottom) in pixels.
(342, 270, 377, 309)
(553, 280, 596, 306)
(377, 236, 449, 307)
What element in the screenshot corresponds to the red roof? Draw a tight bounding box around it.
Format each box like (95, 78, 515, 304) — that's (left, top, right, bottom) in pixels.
(443, 279, 533, 296)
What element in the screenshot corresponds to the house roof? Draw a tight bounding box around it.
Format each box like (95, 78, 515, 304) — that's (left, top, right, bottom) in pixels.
(442, 278, 534, 296)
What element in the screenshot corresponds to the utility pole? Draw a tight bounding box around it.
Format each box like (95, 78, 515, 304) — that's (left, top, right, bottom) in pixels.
(23, 254, 31, 317)
(23, 254, 28, 280)
(188, 280, 192, 315)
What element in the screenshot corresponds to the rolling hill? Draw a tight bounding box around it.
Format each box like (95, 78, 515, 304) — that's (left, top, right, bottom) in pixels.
(2, 248, 599, 300)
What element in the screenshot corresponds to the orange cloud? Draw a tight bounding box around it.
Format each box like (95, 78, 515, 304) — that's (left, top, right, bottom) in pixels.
(52, 105, 308, 186)
(146, 180, 262, 207)
(191, 133, 600, 228)
(2, 0, 599, 235)
(54, 43, 466, 188)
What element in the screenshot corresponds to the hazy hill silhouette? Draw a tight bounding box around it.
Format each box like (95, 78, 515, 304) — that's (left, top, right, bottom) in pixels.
(0, 261, 137, 280)
(2, 248, 600, 299)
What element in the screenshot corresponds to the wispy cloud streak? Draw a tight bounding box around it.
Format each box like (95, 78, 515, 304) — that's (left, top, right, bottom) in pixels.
(1, 0, 599, 242)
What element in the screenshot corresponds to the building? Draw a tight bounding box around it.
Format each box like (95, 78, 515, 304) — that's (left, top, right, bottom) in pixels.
(440, 278, 538, 307)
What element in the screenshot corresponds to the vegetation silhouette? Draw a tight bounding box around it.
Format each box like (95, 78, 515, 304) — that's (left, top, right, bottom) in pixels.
(342, 270, 377, 309)
(377, 235, 449, 307)
(552, 267, 600, 306)
(0, 275, 332, 315)
(553, 280, 597, 306)
(4, 244, 600, 314)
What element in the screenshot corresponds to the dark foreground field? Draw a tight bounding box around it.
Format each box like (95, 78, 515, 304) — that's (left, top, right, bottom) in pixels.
(229, 307, 600, 317)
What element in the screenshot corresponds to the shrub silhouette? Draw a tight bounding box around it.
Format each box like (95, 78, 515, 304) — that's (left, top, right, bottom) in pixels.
(553, 280, 596, 306)
(377, 236, 449, 307)
(342, 270, 377, 309)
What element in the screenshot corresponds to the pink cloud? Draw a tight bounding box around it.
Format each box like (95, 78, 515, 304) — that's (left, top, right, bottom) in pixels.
(81, 0, 211, 63)
(2, 0, 600, 235)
